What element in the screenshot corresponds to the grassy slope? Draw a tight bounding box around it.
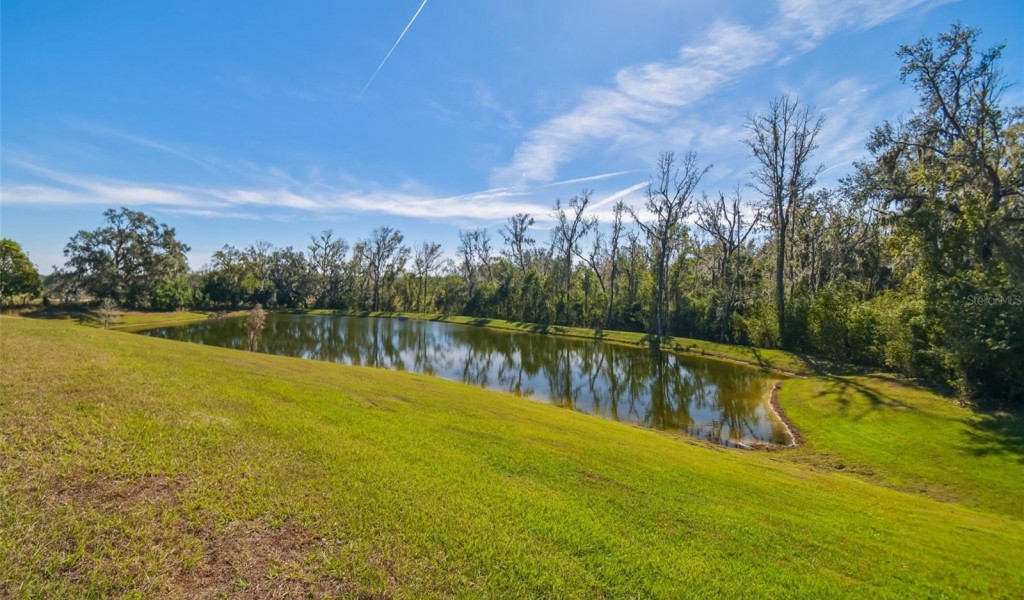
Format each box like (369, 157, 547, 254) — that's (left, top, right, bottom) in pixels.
(780, 374, 1024, 517)
(323, 311, 1024, 517)
(2, 316, 1023, 598)
(113, 310, 217, 327)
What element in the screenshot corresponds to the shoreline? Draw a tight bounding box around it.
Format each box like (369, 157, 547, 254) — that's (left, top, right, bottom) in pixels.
(768, 381, 804, 448)
(731, 382, 803, 451)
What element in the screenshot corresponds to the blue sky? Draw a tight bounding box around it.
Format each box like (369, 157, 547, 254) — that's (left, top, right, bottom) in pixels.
(2, 0, 1022, 271)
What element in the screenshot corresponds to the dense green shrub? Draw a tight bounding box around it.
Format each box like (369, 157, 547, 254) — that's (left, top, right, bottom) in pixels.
(150, 276, 198, 311)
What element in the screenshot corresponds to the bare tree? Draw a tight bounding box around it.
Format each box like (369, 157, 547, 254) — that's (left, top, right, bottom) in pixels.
(458, 229, 490, 299)
(622, 231, 646, 309)
(695, 189, 760, 339)
(630, 151, 710, 340)
(356, 227, 409, 311)
(97, 297, 118, 328)
(308, 230, 349, 307)
(574, 226, 606, 295)
(577, 199, 630, 329)
(501, 213, 536, 275)
(245, 303, 266, 351)
(413, 241, 443, 312)
(572, 223, 607, 325)
(605, 200, 627, 329)
(745, 94, 824, 345)
(476, 229, 494, 283)
(552, 190, 596, 314)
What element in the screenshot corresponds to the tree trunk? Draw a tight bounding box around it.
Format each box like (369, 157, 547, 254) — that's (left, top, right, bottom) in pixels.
(605, 264, 617, 330)
(776, 231, 786, 346)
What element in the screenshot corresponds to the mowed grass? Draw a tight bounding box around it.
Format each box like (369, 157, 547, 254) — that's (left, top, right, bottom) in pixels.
(1, 316, 1023, 598)
(322, 311, 1024, 516)
(112, 310, 219, 327)
(779, 374, 1024, 518)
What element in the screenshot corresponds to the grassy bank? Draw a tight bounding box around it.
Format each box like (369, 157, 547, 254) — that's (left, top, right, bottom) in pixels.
(2, 314, 1023, 597)
(297, 311, 1024, 516)
(12, 305, 219, 329)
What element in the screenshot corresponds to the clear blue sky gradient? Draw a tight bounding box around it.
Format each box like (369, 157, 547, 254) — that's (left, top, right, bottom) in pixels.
(2, 0, 1022, 271)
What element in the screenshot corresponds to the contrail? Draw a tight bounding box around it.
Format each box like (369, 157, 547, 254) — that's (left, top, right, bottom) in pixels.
(360, 0, 430, 98)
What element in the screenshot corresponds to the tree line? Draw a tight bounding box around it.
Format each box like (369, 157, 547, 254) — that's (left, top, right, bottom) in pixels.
(7, 25, 1021, 404)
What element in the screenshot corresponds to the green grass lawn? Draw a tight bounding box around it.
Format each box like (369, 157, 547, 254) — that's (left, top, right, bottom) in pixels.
(2, 314, 1022, 598)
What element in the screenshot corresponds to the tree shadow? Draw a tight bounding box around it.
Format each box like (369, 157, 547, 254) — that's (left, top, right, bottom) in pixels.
(511, 321, 553, 335)
(813, 374, 915, 417)
(810, 370, 1024, 462)
(650, 334, 680, 352)
(19, 304, 100, 325)
(961, 404, 1024, 464)
(789, 352, 871, 377)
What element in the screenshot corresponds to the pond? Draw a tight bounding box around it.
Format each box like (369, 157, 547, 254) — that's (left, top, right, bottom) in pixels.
(137, 314, 791, 446)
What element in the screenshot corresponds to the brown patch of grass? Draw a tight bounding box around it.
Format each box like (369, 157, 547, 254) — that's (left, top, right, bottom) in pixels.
(166, 520, 361, 600)
(13, 473, 363, 598)
(44, 474, 185, 511)
(577, 470, 630, 490)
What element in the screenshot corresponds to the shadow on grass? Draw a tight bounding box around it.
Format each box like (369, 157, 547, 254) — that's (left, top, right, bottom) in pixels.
(962, 405, 1024, 464)
(280, 308, 320, 315)
(813, 374, 916, 418)
(20, 305, 101, 326)
(513, 321, 554, 335)
(790, 352, 871, 377)
(809, 369, 1024, 462)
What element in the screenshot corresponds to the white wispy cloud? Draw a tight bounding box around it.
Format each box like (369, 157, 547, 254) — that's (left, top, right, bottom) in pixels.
(4, 158, 210, 208)
(492, 0, 953, 187)
(777, 0, 955, 46)
(489, 21, 775, 187)
(0, 157, 588, 224)
(159, 207, 264, 220)
(473, 82, 521, 130)
(68, 121, 221, 174)
(814, 78, 885, 174)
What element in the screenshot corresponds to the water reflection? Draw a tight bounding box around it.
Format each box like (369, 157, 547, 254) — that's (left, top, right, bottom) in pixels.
(139, 315, 790, 445)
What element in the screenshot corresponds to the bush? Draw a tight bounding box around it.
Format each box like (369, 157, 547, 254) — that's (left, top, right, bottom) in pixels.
(846, 302, 885, 366)
(150, 276, 197, 311)
(733, 302, 779, 348)
(805, 279, 872, 361)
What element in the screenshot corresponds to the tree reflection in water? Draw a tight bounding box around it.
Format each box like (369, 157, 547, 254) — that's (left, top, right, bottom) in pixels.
(140, 314, 790, 445)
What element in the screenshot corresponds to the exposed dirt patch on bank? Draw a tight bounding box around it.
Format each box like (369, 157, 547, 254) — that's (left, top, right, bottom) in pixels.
(742, 381, 805, 451)
(165, 519, 362, 599)
(18, 472, 370, 598)
(770, 381, 804, 447)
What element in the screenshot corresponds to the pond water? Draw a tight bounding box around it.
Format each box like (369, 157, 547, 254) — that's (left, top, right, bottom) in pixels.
(137, 314, 790, 446)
